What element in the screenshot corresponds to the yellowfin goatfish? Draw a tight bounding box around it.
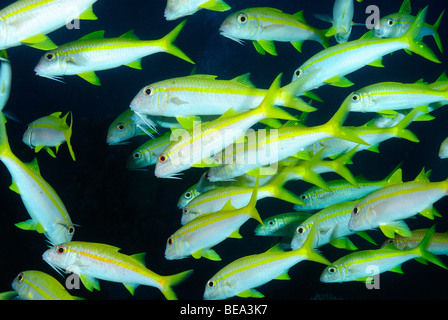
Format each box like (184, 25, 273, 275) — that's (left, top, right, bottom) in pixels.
(318, 0, 364, 43)
(164, 0, 231, 21)
(129, 73, 315, 118)
(7, 270, 83, 300)
(165, 178, 263, 261)
(439, 136, 448, 159)
(22, 111, 75, 161)
(180, 170, 303, 225)
(34, 20, 194, 85)
(347, 81, 448, 113)
(383, 228, 448, 256)
(320, 226, 447, 283)
(348, 168, 446, 238)
(42, 241, 194, 300)
(374, 0, 444, 53)
(154, 74, 297, 179)
(126, 132, 172, 170)
(203, 221, 330, 300)
(219, 7, 329, 56)
(290, 200, 377, 251)
(0, 0, 98, 50)
(0, 50, 11, 111)
(0, 112, 75, 245)
(254, 211, 313, 237)
(107, 109, 145, 145)
(295, 167, 402, 212)
(289, 7, 440, 93)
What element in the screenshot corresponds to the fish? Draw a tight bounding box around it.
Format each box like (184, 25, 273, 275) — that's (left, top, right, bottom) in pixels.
(374, 0, 444, 53)
(9, 270, 82, 300)
(348, 168, 447, 238)
(34, 20, 194, 85)
(0, 112, 75, 245)
(439, 136, 448, 159)
(290, 200, 377, 251)
(319, 0, 364, 43)
(203, 218, 330, 300)
(254, 211, 313, 237)
(0, 50, 12, 111)
(22, 111, 75, 161)
(0, 0, 98, 50)
(383, 228, 448, 256)
(164, 0, 231, 21)
(320, 226, 447, 283)
(288, 7, 441, 94)
(346, 81, 448, 113)
(219, 7, 329, 56)
(180, 168, 303, 225)
(294, 166, 403, 211)
(107, 109, 146, 145)
(129, 73, 315, 118)
(42, 241, 193, 300)
(153, 74, 298, 179)
(126, 132, 172, 170)
(165, 178, 264, 261)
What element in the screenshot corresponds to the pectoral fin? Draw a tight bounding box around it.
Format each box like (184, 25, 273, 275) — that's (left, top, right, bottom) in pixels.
(77, 71, 101, 86)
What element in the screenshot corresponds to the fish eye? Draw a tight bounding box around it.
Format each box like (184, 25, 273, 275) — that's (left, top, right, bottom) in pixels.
(143, 86, 154, 97)
(351, 94, 360, 102)
(328, 267, 336, 273)
(387, 19, 394, 26)
(294, 69, 302, 78)
(56, 245, 66, 254)
(167, 237, 174, 246)
(117, 123, 125, 131)
(185, 192, 192, 199)
(45, 52, 55, 61)
(353, 206, 359, 216)
(296, 226, 305, 235)
(68, 226, 75, 235)
(133, 152, 141, 159)
(301, 195, 307, 200)
(268, 220, 275, 226)
(237, 13, 248, 24)
(158, 154, 168, 163)
(207, 280, 215, 288)
(17, 272, 24, 282)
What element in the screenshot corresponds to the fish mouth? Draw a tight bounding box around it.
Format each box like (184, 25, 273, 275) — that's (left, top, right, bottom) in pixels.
(219, 31, 245, 45)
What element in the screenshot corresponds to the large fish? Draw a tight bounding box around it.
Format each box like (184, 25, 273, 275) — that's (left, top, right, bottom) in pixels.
(0, 112, 75, 245)
(0, 0, 98, 50)
(34, 20, 194, 85)
(42, 241, 193, 300)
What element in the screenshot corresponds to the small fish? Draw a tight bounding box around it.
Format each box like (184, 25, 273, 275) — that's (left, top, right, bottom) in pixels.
(9, 270, 82, 300)
(181, 169, 303, 225)
(0, 50, 12, 111)
(165, 178, 263, 261)
(42, 241, 193, 300)
(0, 0, 98, 50)
(107, 110, 145, 145)
(34, 20, 194, 85)
(0, 112, 75, 245)
(290, 200, 377, 251)
(289, 7, 440, 95)
(219, 7, 329, 56)
(254, 211, 313, 237)
(348, 168, 447, 238)
(126, 132, 172, 170)
(203, 219, 329, 300)
(319, 0, 364, 43)
(154, 74, 297, 179)
(439, 137, 448, 159)
(129, 73, 315, 118)
(22, 111, 75, 161)
(320, 226, 447, 283)
(374, 0, 444, 53)
(164, 0, 231, 21)
(383, 228, 448, 256)
(347, 81, 448, 113)
(294, 166, 402, 211)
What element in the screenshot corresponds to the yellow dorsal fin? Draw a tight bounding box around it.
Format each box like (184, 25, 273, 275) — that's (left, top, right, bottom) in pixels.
(78, 6, 98, 20)
(130, 252, 147, 266)
(79, 30, 105, 41)
(119, 30, 140, 40)
(414, 167, 430, 183)
(230, 73, 255, 87)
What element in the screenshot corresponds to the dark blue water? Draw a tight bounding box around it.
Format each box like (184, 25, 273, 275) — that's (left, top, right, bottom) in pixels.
(0, 0, 447, 304)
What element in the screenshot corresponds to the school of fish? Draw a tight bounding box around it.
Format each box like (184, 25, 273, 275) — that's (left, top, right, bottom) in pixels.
(0, 0, 447, 301)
